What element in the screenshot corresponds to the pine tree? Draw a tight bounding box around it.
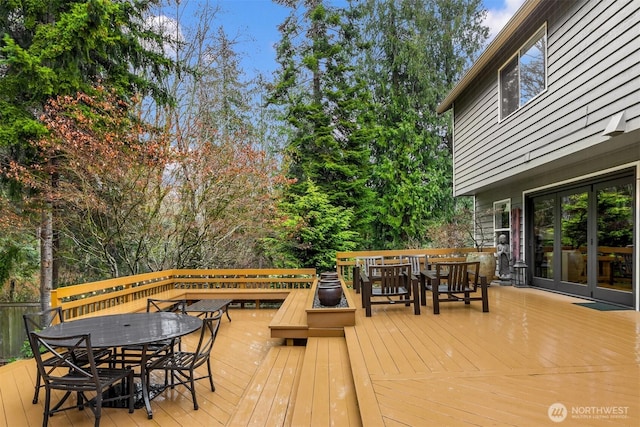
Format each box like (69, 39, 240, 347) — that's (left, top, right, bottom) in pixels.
(269, 0, 376, 265)
(356, 0, 488, 248)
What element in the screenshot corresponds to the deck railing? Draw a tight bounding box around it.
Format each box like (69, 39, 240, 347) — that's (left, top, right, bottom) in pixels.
(51, 268, 316, 320)
(51, 248, 482, 319)
(336, 247, 481, 286)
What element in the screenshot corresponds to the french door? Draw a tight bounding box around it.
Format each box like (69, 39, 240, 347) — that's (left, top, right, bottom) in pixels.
(528, 174, 635, 306)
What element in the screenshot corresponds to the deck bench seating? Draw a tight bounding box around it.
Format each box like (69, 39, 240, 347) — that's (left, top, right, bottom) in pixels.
(52, 268, 315, 320)
(268, 289, 310, 344)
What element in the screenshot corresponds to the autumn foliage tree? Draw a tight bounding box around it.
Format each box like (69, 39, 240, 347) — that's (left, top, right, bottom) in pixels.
(148, 1, 286, 269)
(4, 89, 173, 283)
(5, 83, 284, 284)
(1, 0, 179, 307)
(160, 129, 285, 270)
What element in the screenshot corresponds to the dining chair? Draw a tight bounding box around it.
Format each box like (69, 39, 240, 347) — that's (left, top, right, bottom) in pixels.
(147, 298, 188, 352)
(23, 307, 111, 404)
(147, 298, 188, 314)
(404, 254, 427, 280)
(404, 254, 427, 275)
(431, 261, 489, 314)
(30, 331, 134, 427)
(354, 255, 384, 293)
(361, 263, 420, 317)
(145, 311, 222, 410)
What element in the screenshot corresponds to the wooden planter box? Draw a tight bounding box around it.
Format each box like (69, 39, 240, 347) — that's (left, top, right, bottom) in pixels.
(306, 280, 356, 337)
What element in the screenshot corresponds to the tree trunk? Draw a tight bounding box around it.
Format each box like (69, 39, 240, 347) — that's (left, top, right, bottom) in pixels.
(40, 208, 53, 311)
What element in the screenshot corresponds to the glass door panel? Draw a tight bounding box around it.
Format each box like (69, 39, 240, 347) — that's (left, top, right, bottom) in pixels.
(533, 196, 554, 280)
(596, 181, 634, 293)
(560, 190, 588, 285)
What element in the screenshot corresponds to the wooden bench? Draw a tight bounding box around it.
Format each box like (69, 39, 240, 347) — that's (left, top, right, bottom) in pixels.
(52, 268, 316, 320)
(73, 290, 183, 318)
(269, 289, 310, 344)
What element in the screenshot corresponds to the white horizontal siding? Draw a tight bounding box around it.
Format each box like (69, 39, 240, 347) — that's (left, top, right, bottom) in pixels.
(452, 0, 640, 195)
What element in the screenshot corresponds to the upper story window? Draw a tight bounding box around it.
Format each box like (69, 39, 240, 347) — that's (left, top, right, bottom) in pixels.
(499, 24, 547, 120)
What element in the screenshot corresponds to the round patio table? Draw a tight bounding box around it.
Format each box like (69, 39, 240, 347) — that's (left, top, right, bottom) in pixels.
(39, 312, 202, 419)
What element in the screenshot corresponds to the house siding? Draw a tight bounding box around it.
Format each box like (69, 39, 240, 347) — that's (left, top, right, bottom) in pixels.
(453, 0, 640, 196)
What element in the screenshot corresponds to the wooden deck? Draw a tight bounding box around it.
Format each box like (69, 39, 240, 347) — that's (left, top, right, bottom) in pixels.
(2, 286, 639, 426)
(345, 286, 640, 425)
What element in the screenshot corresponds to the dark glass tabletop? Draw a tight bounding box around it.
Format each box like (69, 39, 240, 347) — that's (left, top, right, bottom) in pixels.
(39, 312, 203, 348)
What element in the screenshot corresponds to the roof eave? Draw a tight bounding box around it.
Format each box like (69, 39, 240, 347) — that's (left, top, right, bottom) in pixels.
(436, 0, 542, 114)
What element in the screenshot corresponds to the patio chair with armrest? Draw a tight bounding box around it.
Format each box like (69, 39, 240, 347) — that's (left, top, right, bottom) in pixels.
(431, 261, 489, 314)
(353, 255, 384, 293)
(404, 254, 428, 284)
(30, 331, 134, 427)
(404, 254, 427, 276)
(23, 307, 112, 404)
(145, 311, 223, 410)
(361, 263, 420, 317)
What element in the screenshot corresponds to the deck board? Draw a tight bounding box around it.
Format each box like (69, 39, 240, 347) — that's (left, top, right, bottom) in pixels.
(228, 345, 304, 426)
(290, 337, 361, 426)
(346, 286, 640, 425)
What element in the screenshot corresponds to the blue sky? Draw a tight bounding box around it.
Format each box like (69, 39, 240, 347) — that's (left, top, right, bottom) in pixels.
(172, 0, 525, 79)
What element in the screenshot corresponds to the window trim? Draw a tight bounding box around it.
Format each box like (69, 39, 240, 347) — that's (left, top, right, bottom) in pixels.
(498, 23, 548, 122)
(493, 199, 511, 247)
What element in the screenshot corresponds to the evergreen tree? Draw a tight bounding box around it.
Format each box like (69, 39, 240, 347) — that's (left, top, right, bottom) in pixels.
(263, 179, 358, 270)
(269, 0, 376, 263)
(356, 0, 488, 248)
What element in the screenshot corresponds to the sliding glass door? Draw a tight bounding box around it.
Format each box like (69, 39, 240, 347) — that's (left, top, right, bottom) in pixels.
(528, 174, 635, 306)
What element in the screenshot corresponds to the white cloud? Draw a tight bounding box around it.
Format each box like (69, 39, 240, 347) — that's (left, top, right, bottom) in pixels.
(145, 15, 184, 58)
(485, 0, 526, 41)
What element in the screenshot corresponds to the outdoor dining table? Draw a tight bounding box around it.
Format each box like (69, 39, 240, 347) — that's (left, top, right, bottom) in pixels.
(185, 298, 233, 321)
(38, 311, 202, 419)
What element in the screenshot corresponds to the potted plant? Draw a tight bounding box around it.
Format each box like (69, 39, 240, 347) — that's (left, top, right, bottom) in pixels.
(465, 207, 497, 282)
(427, 200, 498, 282)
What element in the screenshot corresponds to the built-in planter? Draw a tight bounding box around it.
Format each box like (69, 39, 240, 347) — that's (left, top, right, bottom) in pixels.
(306, 278, 356, 337)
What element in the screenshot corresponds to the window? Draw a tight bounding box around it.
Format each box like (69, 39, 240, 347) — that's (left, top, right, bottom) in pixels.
(499, 25, 547, 120)
(493, 199, 511, 247)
